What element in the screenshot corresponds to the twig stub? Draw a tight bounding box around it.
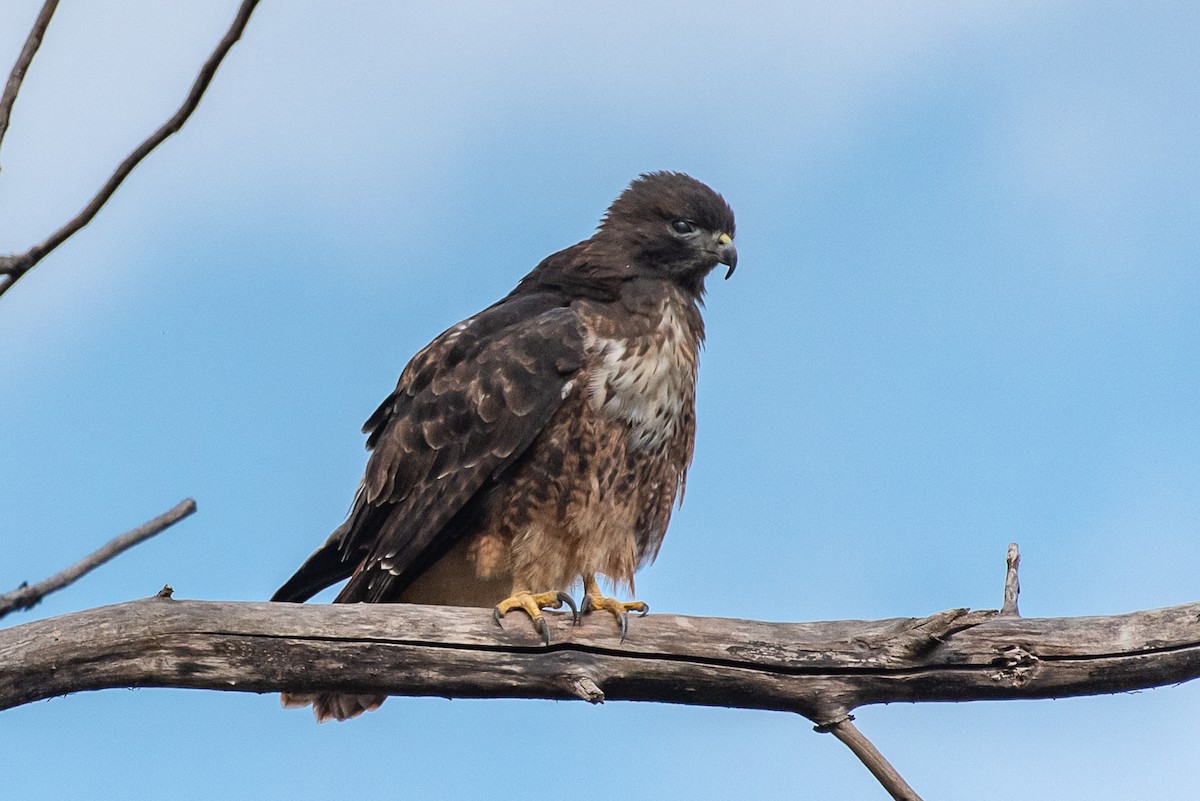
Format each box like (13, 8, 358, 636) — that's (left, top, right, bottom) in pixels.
(1001, 542, 1021, 617)
(568, 676, 605, 703)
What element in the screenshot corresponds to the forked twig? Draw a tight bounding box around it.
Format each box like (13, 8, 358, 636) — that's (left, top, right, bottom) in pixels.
(0, 0, 261, 299)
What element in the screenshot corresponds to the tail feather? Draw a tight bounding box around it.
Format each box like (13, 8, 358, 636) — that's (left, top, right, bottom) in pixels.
(271, 521, 360, 603)
(281, 692, 387, 723)
(273, 520, 384, 721)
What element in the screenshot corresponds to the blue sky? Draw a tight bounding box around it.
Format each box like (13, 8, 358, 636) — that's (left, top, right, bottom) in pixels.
(2, 2, 1198, 798)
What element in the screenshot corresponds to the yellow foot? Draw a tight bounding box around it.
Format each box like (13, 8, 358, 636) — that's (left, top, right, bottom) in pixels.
(581, 591, 649, 642)
(492, 590, 578, 645)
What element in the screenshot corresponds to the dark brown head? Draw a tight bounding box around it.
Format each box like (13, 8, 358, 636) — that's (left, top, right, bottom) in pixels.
(597, 172, 737, 294)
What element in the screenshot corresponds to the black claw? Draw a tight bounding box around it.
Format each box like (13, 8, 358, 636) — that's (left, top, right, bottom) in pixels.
(637, 603, 650, 617)
(580, 595, 594, 616)
(556, 591, 579, 625)
(618, 612, 629, 643)
(534, 616, 550, 646)
(492, 608, 504, 629)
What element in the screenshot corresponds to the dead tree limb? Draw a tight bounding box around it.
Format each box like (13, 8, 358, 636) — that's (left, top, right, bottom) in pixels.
(0, 499, 196, 619)
(4, 598, 1200, 725)
(8, 595, 1199, 715)
(0, 0, 261, 299)
(4, 546, 1200, 801)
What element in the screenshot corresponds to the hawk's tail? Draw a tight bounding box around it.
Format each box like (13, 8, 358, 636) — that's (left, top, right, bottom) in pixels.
(271, 519, 360, 603)
(281, 691, 386, 723)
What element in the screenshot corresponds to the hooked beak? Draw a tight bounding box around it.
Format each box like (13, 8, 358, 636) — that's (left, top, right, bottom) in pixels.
(716, 232, 737, 279)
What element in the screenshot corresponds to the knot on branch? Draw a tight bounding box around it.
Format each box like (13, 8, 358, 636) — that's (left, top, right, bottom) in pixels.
(990, 645, 1040, 685)
(812, 712, 853, 733)
(992, 645, 1038, 668)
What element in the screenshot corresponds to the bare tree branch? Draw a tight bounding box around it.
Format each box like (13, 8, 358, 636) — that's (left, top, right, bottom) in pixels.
(0, 0, 261, 299)
(3, 595, 1200, 799)
(0, 499, 196, 619)
(0, 0, 58, 162)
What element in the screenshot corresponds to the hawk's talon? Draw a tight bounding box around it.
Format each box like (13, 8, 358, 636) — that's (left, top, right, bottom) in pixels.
(580, 588, 649, 642)
(492, 589, 573, 645)
(555, 591, 580, 625)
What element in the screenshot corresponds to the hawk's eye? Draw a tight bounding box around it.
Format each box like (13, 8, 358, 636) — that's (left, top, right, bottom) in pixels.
(671, 219, 695, 234)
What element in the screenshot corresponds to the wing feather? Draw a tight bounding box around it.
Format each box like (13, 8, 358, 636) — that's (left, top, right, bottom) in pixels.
(332, 297, 584, 602)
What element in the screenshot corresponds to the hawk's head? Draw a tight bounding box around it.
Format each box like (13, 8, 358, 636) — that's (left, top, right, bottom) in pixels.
(599, 172, 737, 293)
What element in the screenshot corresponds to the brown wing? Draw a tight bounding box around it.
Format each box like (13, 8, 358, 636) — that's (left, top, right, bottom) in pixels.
(273, 295, 584, 604)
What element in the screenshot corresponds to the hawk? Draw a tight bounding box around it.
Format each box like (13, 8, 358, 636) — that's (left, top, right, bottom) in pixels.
(272, 172, 737, 721)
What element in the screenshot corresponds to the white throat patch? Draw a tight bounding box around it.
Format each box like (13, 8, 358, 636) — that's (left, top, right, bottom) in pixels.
(585, 302, 698, 451)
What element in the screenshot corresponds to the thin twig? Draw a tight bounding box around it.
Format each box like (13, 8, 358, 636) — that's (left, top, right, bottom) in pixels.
(819, 716, 923, 801)
(1001, 541, 1021, 617)
(0, 0, 58, 164)
(0, 498, 196, 619)
(0, 0, 261, 299)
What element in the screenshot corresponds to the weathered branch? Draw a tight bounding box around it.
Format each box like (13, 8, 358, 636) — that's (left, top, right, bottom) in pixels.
(0, 499, 196, 619)
(0, 0, 58, 162)
(5, 591, 1199, 799)
(4, 596, 1199, 718)
(0, 0, 260, 298)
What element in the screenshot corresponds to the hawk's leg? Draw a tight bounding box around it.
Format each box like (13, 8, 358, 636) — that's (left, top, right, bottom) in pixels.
(493, 589, 578, 646)
(580, 573, 648, 642)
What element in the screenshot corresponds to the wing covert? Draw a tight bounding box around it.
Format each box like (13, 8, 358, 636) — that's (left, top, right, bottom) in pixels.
(336, 298, 584, 602)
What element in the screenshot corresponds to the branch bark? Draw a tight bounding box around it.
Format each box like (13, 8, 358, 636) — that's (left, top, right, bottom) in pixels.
(6, 593, 1200, 798)
(0, 499, 196, 620)
(0, 0, 260, 299)
(4, 596, 1198, 718)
